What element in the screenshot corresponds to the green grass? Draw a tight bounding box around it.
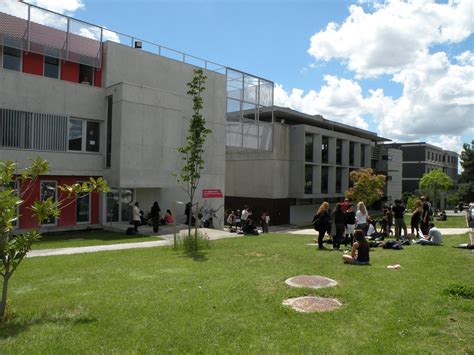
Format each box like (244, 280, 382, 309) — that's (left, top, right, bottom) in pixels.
(32, 230, 161, 250)
(403, 215, 468, 228)
(1, 233, 473, 353)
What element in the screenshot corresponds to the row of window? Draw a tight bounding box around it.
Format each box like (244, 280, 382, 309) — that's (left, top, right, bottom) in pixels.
(304, 166, 354, 195)
(305, 134, 367, 167)
(1, 46, 94, 85)
(427, 150, 457, 165)
(0, 108, 100, 153)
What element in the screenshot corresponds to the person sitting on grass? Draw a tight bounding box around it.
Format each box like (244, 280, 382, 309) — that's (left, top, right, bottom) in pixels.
(343, 229, 370, 265)
(160, 209, 174, 225)
(417, 223, 443, 245)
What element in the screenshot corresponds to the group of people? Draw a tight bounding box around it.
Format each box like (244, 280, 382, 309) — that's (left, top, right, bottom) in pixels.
(226, 206, 271, 235)
(312, 197, 443, 266)
(132, 202, 174, 233)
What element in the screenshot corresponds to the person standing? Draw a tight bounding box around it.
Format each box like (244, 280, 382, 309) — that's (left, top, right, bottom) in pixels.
(355, 201, 368, 235)
(420, 196, 430, 236)
(313, 202, 332, 250)
(150, 201, 161, 233)
(344, 203, 356, 246)
(132, 202, 141, 232)
(261, 211, 270, 233)
(241, 205, 249, 227)
(392, 199, 407, 240)
(411, 199, 423, 238)
(332, 203, 346, 250)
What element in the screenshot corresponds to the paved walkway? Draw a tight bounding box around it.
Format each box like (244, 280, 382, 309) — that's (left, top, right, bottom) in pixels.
(26, 225, 472, 258)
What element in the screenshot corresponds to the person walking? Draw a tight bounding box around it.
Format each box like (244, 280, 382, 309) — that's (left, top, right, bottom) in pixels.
(392, 199, 407, 240)
(132, 202, 141, 232)
(313, 202, 332, 250)
(332, 203, 346, 250)
(150, 201, 161, 233)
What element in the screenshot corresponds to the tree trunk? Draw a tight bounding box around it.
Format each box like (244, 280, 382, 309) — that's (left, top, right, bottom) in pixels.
(194, 201, 199, 251)
(0, 272, 10, 320)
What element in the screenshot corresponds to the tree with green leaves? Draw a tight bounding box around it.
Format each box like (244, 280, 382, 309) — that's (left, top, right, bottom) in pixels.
(457, 140, 474, 202)
(419, 169, 452, 209)
(345, 168, 386, 207)
(176, 69, 212, 249)
(0, 158, 109, 321)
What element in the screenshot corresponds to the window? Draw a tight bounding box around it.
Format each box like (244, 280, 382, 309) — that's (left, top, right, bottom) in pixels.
(321, 136, 329, 164)
(382, 155, 392, 161)
(305, 134, 313, 162)
(3, 46, 21, 71)
(106, 96, 113, 167)
(387, 175, 392, 181)
(321, 166, 329, 194)
(40, 181, 57, 225)
(305, 165, 313, 194)
(68, 118, 83, 151)
(68, 118, 100, 152)
(349, 142, 355, 166)
(336, 139, 342, 165)
(76, 182, 90, 223)
(336, 168, 342, 193)
(79, 64, 93, 85)
(44, 56, 59, 79)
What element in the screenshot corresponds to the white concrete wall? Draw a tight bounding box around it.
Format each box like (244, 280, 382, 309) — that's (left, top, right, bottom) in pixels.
(290, 204, 318, 226)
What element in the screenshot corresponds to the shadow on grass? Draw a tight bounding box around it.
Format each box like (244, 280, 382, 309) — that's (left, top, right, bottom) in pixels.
(180, 251, 209, 262)
(0, 314, 97, 338)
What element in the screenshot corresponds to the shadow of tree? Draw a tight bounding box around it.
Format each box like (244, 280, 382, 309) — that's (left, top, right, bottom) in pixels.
(0, 314, 97, 339)
(180, 251, 208, 262)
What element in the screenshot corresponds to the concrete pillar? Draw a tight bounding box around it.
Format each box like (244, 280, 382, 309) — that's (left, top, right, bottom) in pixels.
(354, 142, 361, 168)
(364, 144, 371, 167)
(313, 134, 321, 164)
(328, 166, 336, 194)
(314, 165, 321, 194)
(328, 137, 336, 165)
(342, 139, 349, 166)
(342, 167, 349, 194)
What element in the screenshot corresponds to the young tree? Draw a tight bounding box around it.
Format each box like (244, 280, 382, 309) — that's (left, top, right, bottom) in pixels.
(176, 69, 212, 249)
(457, 140, 474, 202)
(345, 168, 386, 207)
(419, 169, 452, 209)
(0, 158, 109, 321)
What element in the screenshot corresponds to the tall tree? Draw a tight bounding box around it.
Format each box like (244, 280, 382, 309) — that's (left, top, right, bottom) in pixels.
(176, 69, 212, 248)
(457, 140, 474, 202)
(0, 158, 109, 321)
(419, 169, 452, 208)
(345, 168, 386, 207)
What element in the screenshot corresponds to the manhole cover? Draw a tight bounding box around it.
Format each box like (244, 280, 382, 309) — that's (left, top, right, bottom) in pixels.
(283, 296, 342, 313)
(285, 275, 337, 289)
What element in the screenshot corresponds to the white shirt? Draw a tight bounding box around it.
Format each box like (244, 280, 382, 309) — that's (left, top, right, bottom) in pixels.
(428, 227, 442, 245)
(132, 205, 141, 221)
(241, 209, 249, 221)
(356, 210, 367, 224)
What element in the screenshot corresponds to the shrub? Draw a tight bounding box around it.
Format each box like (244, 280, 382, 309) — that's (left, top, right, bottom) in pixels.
(444, 284, 474, 299)
(175, 230, 211, 253)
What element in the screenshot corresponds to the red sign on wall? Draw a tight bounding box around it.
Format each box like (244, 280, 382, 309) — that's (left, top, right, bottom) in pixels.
(202, 189, 223, 198)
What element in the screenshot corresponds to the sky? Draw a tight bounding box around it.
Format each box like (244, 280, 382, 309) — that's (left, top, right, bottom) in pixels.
(7, 0, 474, 155)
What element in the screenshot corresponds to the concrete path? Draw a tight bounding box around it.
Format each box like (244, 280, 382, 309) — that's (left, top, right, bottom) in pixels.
(26, 226, 472, 258)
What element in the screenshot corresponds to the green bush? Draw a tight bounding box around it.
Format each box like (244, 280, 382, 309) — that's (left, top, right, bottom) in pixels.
(176, 230, 211, 252)
(444, 284, 474, 299)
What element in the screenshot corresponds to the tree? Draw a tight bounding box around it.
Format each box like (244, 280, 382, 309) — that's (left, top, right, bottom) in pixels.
(345, 168, 386, 207)
(419, 169, 452, 209)
(176, 69, 212, 249)
(457, 140, 474, 202)
(0, 158, 109, 321)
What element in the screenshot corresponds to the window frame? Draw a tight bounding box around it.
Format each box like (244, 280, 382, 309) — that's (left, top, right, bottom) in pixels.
(76, 181, 91, 224)
(40, 180, 58, 226)
(43, 55, 60, 79)
(67, 117, 101, 153)
(2, 46, 22, 72)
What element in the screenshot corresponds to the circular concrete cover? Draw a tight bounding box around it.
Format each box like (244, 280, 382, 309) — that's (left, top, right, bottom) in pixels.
(285, 275, 337, 289)
(282, 296, 342, 313)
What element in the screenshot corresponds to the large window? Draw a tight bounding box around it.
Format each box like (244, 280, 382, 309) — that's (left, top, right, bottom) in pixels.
(349, 142, 355, 166)
(336, 168, 342, 193)
(68, 118, 100, 152)
(76, 182, 90, 223)
(79, 64, 93, 85)
(321, 136, 329, 164)
(106, 188, 134, 223)
(305, 134, 313, 162)
(305, 165, 313, 194)
(40, 181, 57, 225)
(321, 166, 329, 194)
(336, 139, 342, 165)
(44, 56, 59, 79)
(3, 46, 21, 71)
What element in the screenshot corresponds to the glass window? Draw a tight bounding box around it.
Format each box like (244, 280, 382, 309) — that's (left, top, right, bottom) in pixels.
(321, 166, 329, 193)
(305, 165, 313, 194)
(106, 188, 119, 222)
(120, 189, 134, 221)
(321, 136, 329, 164)
(336, 168, 342, 193)
(76, 182, 90, 223)
(79, 64, 93, 85)
(305, 134, 313, 162)
(40, 181, 57, 225)
(69, 118, 83, 151)
(3, 46, 21, 71)
(349, 142, 355, 166)
(86, 121, 100, 152)
(336, 139, 342, 165)
(44, 56, 59, 79)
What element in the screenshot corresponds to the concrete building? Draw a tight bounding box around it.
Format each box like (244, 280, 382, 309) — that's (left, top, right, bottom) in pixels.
(225, 107, 391, 225)
(384, 142, 458, 208)
(0, 3, 227, 231)
(372, 144, 403, 206)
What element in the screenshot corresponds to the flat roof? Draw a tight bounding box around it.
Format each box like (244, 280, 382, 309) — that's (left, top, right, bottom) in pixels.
(384, 142, 459, 155)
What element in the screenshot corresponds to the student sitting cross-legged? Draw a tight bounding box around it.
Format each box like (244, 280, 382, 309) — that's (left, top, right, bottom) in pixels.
(342, 229, 370, 265)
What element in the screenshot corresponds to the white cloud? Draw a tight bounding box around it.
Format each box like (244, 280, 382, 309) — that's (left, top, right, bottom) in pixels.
(28, 0, 84, 15)
(456, 51, 474, 66)
(426, 135, 463, 154)
(308, 0, 474, 78)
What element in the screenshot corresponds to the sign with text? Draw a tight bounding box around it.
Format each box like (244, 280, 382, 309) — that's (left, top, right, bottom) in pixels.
(202, 189, 223, 198)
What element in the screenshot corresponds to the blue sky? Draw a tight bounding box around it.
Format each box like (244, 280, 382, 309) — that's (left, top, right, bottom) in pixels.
(15, 0, 474, 154)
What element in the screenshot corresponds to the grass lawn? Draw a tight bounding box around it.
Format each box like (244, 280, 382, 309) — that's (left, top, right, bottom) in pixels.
(403, 215, 468, 228)
(1, 233, 473, 353)
(32, 230, 161, 250)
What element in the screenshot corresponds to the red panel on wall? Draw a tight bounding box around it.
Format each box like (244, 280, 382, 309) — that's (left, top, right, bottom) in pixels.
(60, 61, 79, 83)
(94, 68, 102, 87)
(19, 179, 40, 230)
(58, 176, 77, 227)
(22, 51, 44, 76)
